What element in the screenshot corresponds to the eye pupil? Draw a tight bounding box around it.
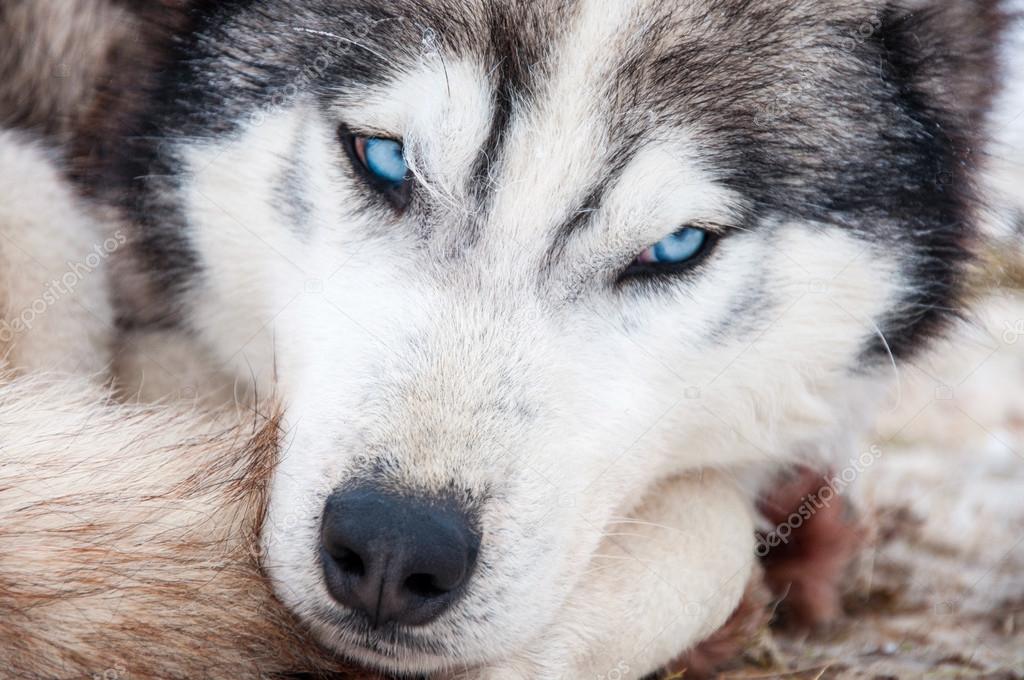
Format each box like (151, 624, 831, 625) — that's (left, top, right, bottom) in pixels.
(362, 137, 407, 185)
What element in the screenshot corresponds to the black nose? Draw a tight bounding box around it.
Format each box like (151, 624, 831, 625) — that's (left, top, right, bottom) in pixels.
(320, 486, 480, 627)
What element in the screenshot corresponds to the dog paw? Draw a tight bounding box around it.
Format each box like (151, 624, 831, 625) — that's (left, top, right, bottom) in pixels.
(757, 466, 867, 628)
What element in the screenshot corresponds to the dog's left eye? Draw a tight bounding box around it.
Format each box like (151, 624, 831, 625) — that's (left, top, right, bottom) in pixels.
(620, 226, 717, 281)
(344, 131, 412, 209)
(636, 227, 708, 266)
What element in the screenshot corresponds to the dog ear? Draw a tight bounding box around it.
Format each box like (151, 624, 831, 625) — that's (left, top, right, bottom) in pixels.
(68, 1, 192, 190)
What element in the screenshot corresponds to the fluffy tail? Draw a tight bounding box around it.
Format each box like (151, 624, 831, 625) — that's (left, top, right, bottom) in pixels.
(0, 377, 368, 680)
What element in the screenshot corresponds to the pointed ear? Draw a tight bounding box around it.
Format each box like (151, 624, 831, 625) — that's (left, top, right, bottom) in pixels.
(876, 1, 1006, 146)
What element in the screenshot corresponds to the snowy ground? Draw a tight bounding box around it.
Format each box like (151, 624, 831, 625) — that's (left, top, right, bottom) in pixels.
(717, 290, 1024, 679)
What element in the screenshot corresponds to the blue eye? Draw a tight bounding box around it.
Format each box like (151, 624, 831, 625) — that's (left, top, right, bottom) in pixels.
(356, 136, 408, 186)
(636, 227, 709, 266)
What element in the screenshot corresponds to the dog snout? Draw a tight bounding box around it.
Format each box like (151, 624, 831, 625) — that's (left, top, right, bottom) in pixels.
(320, 486, 480, 627)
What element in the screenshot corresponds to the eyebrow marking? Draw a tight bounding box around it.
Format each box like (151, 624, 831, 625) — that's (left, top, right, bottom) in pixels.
(546, 147, 635, 259)
(555, 185, 606, 244)
(274, 132, 314, 239)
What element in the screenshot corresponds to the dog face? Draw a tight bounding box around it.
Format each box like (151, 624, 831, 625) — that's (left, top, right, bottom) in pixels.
(124, 0, 997, 673)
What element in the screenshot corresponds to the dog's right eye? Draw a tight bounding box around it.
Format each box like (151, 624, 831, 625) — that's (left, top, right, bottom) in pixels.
(341, 129, 413, 210)
(357, 137, 407, 185)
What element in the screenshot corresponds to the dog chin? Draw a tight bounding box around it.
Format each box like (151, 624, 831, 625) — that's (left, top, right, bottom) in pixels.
(309, 615, 484, 676)
(338, 644, 455, 677)
(341, 643, 489, 678)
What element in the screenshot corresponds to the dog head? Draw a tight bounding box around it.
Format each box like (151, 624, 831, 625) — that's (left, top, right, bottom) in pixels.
(121, 0, 1001, 672)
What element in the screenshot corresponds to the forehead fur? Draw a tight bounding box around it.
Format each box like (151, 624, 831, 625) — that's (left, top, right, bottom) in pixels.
(130, 0, 1003, 358)
(178, 0, 995, 213)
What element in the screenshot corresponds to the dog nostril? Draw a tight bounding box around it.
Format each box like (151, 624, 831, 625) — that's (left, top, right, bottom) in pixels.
(404, 572, 449, 599)
(334, 546, 365, 577)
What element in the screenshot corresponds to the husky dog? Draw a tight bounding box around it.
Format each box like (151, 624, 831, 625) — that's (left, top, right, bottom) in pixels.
(0, 95, 751, 679)
(89, 0, 1019, 677)
(0, 128, 753, 680)
(4, 0, 1021, 677)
